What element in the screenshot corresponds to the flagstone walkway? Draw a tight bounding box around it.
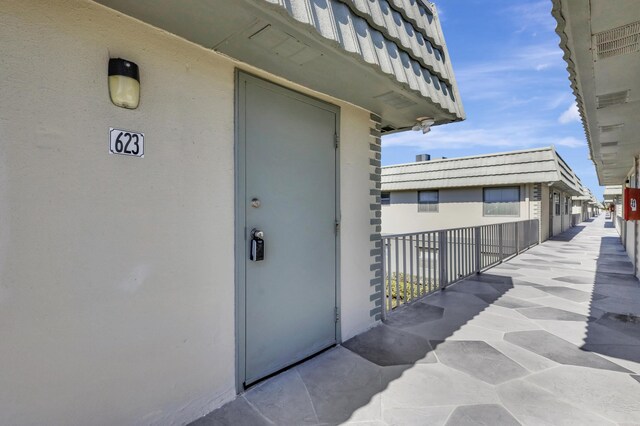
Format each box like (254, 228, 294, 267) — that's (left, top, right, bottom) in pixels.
(192, 214, 640, 425)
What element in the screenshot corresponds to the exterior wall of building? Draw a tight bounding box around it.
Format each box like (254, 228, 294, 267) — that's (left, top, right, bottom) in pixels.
(381, 184, 533, 235)
(615, 195, 625, 239)
(622, 160, 640, 278)
(0, 1, 376, 424)
(550, 189, 573, 236)
(540, 184, 551, 242)
(563, 192, 572, 232)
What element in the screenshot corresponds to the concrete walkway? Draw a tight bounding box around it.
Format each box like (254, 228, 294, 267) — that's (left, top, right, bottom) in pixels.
(192, 215, 640, 425)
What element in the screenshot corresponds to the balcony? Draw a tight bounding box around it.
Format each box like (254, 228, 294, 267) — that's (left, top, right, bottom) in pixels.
(191, 214, 640, 425)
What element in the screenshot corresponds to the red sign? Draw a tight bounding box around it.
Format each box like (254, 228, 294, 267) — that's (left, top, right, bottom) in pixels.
(624, 187, 640, 220)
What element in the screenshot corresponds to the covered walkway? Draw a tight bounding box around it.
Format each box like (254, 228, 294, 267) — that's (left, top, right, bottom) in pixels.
(193, 215, 640, 425)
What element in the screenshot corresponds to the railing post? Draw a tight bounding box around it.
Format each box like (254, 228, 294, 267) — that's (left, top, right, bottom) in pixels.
(498, 224, 504, 261)
(438, 230, 447, 290)
(474, 226, 481, 273)
(515, 222, 520, 255)
(381, 239, 387, 320)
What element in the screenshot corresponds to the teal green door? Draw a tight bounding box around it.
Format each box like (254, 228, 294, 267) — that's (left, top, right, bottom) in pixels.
(238, 73, 338, 386)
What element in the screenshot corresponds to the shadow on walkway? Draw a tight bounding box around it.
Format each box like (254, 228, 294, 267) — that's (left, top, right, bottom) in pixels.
(581, 221, 640, 364)
(191, 215, 640, 425)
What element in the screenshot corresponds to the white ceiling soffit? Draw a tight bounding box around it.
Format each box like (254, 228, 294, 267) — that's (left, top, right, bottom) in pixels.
(552, 0, 640, 186)
(93, 0, 465, 130)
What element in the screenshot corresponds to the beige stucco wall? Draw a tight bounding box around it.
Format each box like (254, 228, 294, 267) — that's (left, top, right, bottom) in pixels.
(549, 189, 573, 236)
(623, 160, 639, 277)
(540, 184, 550, 242)
(382, 184, 532, 235)
(0, 1, 376, 425)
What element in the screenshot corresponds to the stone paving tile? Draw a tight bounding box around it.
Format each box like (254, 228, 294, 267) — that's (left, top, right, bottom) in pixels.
(553, 275, 597, 284)
(527, 366, 640, 424)
(534, 319, 637, 348)
(445, 404, 521, 426)
(449, 280, 504, 296)
(383, 406, 453, 426)
(473, 294, 540, 309)
(446, 324, 506, 342)
(432, 340, 528, 384)
(486, 340, 558, 372)
(524, 295, 605, 318)
(343, 324, 436, 367)
(516, 306, 592, 322)
(534, 285, 600, 302)
(497, 379, 616, 425)
(243, 369, 318, 425)
(296, 347, 383, 425)
(381, 363, 500, 409)
(464, 311, 540, 333)
(583, 344, 640, 364)
(592, 296, 640, 316)
(595, 312, 640, 341)
(190, 397, 271, 426)
(505, 330, 632, 372)
(382, 302, 444, 328)
(492, 285, 549, 300)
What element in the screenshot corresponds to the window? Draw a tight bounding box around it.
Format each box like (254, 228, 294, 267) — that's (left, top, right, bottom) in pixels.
(483, 187, 520, 216)
(418, 190, 438, 212)
(381, 192, 390, 205)
(554, 193, 560, 216)
(564, 196, 570, 215)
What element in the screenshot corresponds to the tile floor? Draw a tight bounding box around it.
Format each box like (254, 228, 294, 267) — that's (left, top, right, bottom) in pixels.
(191, 215, 640, 425)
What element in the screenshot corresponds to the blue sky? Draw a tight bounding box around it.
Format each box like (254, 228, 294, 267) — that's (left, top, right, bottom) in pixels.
(381, 0, 603, 199)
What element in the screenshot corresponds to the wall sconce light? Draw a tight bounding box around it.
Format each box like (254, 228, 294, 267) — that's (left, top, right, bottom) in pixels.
(412, 117, 435, 134)
(108, 58, 140, 109)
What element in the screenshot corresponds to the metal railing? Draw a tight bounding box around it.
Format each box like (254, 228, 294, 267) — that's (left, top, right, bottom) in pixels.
(381, 219, 539, 316)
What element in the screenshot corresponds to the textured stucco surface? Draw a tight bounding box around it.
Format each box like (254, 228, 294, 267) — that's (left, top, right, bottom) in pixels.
(0, 0, 376, 424)
(381, 185, 534, 235)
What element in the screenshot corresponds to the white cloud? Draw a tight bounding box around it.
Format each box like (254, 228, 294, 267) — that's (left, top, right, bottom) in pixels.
(558, 103, 580, 124)
(556, 136, 585, 148)
(382, 119, 584, 151)
(506, 1, 557, 33)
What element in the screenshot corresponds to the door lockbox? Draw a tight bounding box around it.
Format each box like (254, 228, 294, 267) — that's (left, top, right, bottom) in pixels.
(250, 229, 265, 261)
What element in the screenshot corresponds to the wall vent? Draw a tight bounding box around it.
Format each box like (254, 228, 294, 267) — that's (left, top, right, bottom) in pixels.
(594, 21, 640, 59)
(596, 90, 629, 109)
(600, 124, 624, 133)
(374, 91, 417, 109)
(249, 25, 321, 65)
(600, 141, 619, 147)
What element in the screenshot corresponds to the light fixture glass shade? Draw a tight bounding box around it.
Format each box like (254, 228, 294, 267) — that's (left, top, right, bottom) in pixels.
(108, 58, 140, 109)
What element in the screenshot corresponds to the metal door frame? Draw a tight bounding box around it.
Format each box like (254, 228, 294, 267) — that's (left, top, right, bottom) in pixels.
(233, 70, 341, 391)
(549, 190, 555, 238)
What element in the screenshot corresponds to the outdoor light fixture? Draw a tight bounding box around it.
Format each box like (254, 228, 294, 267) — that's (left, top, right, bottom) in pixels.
(412, 117, 435, 134)
(108, 58, 140, 109)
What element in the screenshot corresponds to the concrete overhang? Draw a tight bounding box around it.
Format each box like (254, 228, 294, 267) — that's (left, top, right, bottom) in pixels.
(552, 0, 640, 186)
(551, 181, 582, 197)
(94, 0, 465, 131)
(603, 185, 623, 196)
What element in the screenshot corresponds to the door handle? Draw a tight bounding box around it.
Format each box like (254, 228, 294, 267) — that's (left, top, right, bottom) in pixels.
(250, 229, 265, 261)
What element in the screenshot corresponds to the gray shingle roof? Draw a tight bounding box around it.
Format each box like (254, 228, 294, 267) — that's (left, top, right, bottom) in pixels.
(263, 0, 464, 119)
(382, 146, 582, 195)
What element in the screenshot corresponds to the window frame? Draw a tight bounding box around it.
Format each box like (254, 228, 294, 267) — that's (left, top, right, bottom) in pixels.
(381, 192, 390, 205)
(483, 186, 521, 217)
(554, 192, 561, 216)
(417, 190, 439, 213)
